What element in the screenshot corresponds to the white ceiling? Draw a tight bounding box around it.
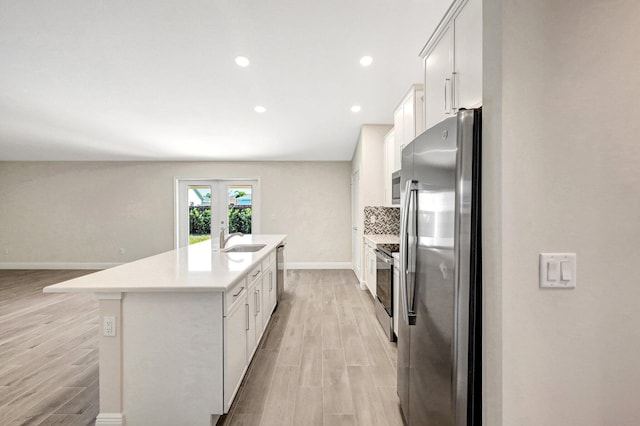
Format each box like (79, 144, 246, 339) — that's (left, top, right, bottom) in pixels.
(0, 0, 451, 161)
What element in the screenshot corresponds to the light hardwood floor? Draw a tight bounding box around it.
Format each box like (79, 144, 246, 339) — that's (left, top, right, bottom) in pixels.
(219, 269, 404, 426)
(0, 270, 99, 426)
(0, 269, 404, 426)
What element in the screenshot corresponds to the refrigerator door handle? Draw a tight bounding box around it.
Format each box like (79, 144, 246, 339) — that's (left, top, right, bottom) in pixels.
(400, 179, 418, 325)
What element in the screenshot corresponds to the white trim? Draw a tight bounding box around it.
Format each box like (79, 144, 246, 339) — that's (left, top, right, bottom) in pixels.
(0, 262, 120, 270)
(287, 262, 352, 270)
(95, 413, 125, 426)
(419, 0, 469, 58)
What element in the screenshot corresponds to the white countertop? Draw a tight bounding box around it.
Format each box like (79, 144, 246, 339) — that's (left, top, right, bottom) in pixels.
(43, 234, 286, 294)
(363, 234, 400, 245)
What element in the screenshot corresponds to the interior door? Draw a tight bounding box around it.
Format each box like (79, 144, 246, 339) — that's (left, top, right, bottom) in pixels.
(351, 171, 361, 279)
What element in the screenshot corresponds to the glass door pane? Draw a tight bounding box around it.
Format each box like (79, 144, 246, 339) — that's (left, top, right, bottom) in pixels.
(226, 185, 252, 234)
(188, 185, 212, 245)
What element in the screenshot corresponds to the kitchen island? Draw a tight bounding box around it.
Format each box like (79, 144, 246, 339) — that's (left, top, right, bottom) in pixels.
(43, 234, 286, 426)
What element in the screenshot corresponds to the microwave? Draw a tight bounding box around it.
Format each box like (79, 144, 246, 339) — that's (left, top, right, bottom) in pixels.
(391, 170, 401, 205)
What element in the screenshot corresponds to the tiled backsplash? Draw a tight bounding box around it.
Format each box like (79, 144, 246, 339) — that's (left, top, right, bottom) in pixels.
(363, 206, 400, 235)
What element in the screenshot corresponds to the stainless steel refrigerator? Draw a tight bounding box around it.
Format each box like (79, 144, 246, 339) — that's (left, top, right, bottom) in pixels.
(398, 108, 482, 426)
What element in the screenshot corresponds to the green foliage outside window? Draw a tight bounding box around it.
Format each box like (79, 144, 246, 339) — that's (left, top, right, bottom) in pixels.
(229, 207, 252, 234)
(189, 206, 251, 235)
(189, 207, 211, 235)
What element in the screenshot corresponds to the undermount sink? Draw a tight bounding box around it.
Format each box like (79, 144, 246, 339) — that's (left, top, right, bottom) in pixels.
(222, 244, 266, 253)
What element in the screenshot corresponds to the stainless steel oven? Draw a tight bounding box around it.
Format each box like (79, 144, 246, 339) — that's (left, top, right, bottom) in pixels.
(374, 248, 395, 341)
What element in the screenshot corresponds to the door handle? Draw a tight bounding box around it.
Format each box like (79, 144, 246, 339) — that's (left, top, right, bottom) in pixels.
(232, 286, 245, 298)
(400, 179, 418, 326)
(245, 304, 249, 331)
(451, 71, 457, 112)
(444, 77, 452, 114)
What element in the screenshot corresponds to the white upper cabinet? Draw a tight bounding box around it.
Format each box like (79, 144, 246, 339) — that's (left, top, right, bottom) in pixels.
(424, 26, 454, 129)
(422, 0, 482, 129)
(454, 0, 482, 111)
(393, 107, 404, 171)
(383, 129, 395, 206)
(393, 84, 424, 172)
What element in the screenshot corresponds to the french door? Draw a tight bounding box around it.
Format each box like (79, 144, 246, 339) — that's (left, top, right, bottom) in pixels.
(176, 179, 260, 248)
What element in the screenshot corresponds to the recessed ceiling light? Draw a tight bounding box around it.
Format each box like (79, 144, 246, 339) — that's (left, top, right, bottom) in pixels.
(351, 105, 361, 113)
(235, 56, 250, 67)
(254, 106, 266, 113)
(359, 56, 373, 67)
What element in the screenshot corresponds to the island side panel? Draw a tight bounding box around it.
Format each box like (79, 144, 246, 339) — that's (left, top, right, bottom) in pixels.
(122, 291, 224, 425)
(96, 293, 125, 426)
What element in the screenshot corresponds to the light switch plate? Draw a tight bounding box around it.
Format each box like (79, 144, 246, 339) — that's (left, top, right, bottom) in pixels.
(539, 253, 576, 289)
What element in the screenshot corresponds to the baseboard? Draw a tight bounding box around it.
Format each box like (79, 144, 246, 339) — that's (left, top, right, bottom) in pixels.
(287, 262, 352, 270)
(0, 262, 120, 270)
(95, 413, 125, 426)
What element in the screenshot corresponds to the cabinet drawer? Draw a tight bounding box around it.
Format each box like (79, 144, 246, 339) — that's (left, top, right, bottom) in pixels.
(248, 264, 262, 284)
(226, 277, 247, 313)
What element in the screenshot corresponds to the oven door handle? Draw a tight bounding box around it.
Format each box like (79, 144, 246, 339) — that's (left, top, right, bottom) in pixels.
(374, 249, 394, 264)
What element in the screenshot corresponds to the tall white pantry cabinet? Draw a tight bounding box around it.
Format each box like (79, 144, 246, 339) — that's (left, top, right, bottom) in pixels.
(422, 0, 482, 129)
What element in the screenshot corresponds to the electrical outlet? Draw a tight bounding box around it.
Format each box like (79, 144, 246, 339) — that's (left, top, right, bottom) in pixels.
(119, 248, 125, 255)
(103, 316, 116, 337)
(2, 248, 8, 255)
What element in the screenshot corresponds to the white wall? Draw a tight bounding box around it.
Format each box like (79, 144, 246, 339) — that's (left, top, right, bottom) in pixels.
(351, 124, 391, 283)
(0, 161, 352, 268)
(484, 0, 640, 424)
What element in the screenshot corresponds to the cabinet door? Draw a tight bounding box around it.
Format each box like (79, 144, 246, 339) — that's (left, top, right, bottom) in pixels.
(454, 0, 482, 111)
(253, 276, 264, 343)
(262, 263, 275, 321)
(383, 130, 395, 205)
(246, 283, 257, 361)
(402, 92, 416, 143)
(365, 246, 377, 297)
(224, 296, 247, 411)
(267, 264, 277, 314)
(424, 24, 453, 129)
(414, 89, 425, 136)
(393, 107, 404, 172)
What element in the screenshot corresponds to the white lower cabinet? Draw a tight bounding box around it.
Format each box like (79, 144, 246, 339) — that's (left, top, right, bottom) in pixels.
(223, 282, 248, 411)
(224, 248, 278, 412)
(246, 265, 262, 361)
(364, 238, 377, 297)
(263, 260, 277, 317)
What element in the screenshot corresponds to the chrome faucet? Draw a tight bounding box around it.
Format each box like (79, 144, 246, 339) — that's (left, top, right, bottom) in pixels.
(219, 228, 244, 248)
